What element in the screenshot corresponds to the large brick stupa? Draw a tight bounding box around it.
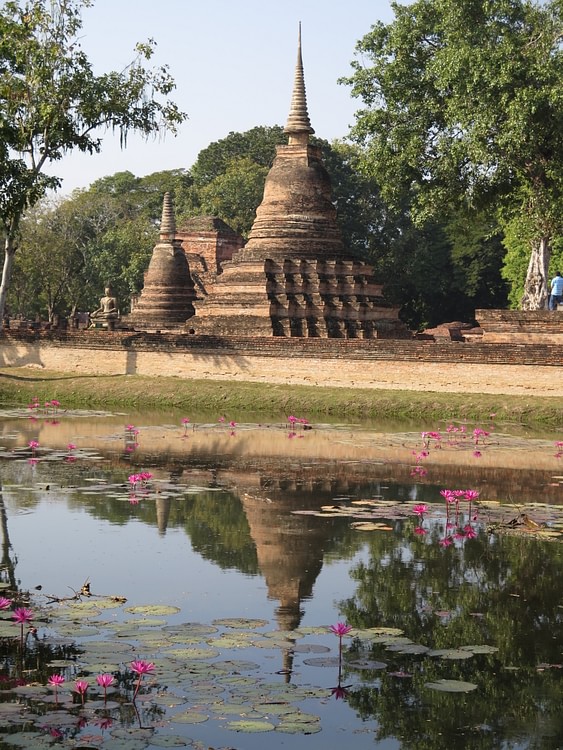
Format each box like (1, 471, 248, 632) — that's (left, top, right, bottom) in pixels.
(191, 29, 407, 339)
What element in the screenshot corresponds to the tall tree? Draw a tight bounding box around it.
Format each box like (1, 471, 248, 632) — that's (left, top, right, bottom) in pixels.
(343, 0, 563, 309)
(0, 0, 186, 321)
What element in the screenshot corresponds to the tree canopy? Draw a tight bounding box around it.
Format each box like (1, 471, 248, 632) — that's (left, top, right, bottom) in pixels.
(0, 0, 186, 321)
(343, 0, 563, 309)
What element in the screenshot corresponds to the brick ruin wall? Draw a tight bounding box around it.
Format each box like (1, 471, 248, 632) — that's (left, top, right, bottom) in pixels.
(1, 330, 561, 397)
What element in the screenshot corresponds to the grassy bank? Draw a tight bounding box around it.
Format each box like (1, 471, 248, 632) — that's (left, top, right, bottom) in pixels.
(0, 367, 561, 427)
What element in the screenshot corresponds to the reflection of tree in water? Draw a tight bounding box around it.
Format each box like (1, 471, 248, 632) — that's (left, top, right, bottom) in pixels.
(0, 487, 17, 591)
(0, 485, 83, 689)
(181, 492, 259, 575)
(338, 529, 563, 749)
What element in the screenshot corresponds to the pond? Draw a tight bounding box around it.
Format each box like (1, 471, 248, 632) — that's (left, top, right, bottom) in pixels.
(0, 404, 562, 750)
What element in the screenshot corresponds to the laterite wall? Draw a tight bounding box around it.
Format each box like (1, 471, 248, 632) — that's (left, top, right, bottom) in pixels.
(1, 330, 561, 397)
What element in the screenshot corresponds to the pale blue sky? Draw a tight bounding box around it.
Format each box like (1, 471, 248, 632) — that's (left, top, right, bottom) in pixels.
(50, 0, 395, 194)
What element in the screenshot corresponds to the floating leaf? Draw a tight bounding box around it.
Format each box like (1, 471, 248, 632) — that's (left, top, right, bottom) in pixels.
(165, 647, 219, 660)
(362, 627, 404, 637)
(351, 522, 394, 531)
(460, 644, 499, 654)
(122, 618, 167, 627)
(166, 622, 219, 637)
(212, 617, 269, 629)
(0, 732, 54, 748)
(125, 605, 180, 616)
(302, 656, 340, 667)
(427, 648, 474, 660)
(226, 719, 275, 732)
(291, 643, 330, 654)
(212, 659, 260, 671)
(275, 722, 322, 734)
(149, 738, 190, 747)
(425, 679, 478, 692)
(387, 643, 430, 655)
(171, 710, 209, 724)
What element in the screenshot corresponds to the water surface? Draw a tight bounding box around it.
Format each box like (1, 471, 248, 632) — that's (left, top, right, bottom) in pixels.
(0, 408, 561, 749)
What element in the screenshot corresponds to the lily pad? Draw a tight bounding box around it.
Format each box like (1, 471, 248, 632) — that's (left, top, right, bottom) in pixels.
(302, 656, 340, 667)
(226, 719, 275, 732)
(149, 738, 190, 747)
(291, 643, 330, 654)
(275, 721, 322, 734)
(460, 644, 499, 654)
(165, 647, 219, 659)
(171, 710, 209, 724)
(125, 604, 180, 616)
(427, 648, 474, 660)
(0, 732, 55, 748)
(351, 522, 394, 531)
(387, 643, 430, 655)
(212, 617, 269, 629)
(425, 679, 478, 692)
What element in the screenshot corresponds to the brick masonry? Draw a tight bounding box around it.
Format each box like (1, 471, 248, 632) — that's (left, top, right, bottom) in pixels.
(1, 330, 562, 397)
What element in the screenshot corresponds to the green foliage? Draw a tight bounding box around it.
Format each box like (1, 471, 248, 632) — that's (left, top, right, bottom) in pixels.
(198, 157, 269, 239)
(343, 0, 563, 306)
(0, 0, 186, 319)
(190, 126, 285, 187)
(10, 179, 163, 318)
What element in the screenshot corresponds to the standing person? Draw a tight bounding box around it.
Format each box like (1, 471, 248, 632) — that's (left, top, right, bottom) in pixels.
(549, 271, 563, 310)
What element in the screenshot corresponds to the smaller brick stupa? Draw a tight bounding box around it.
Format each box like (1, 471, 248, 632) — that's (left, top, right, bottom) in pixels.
(191, 27, 407, 338)
(125, 192, 196, 331)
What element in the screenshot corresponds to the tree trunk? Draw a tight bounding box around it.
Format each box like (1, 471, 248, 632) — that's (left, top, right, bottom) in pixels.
(521, 236, 550, 310)
(0, 234, 16, 324)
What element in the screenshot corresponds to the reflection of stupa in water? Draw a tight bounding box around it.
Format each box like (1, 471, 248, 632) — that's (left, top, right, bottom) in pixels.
(240, 486, 332, 679)
(156, 496, 171, 537)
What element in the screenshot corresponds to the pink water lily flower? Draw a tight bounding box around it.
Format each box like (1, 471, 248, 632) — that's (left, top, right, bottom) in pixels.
(96, 673, 114, 688)
(131, 660, 155, 700)
(329, 623, 353, 637)
(464, 489, 480, 501)
(96, 673, 114, 703)
(413, 504, 428, 516)
(130, 660, 155, 675)
(75, 679, 89, 706)
(439, 489, 455, 503)
(12, 608, 33, 624)
(0, 597, 11, 610)
(48, 674, 64, 702)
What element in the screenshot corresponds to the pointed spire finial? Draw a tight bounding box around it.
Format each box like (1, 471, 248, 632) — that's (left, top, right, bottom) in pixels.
(160, 191, 176, 241)
(284, 22, 314, 144)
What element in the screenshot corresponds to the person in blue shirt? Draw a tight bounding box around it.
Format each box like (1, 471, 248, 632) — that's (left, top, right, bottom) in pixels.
(549, 271, 563, 310)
